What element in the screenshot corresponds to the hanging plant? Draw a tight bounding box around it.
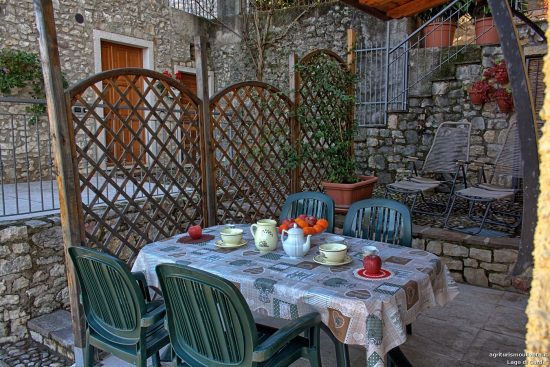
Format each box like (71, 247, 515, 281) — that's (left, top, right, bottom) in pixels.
(493, 87, 514, 113)
(493, 60, 509, 85)
(467, 80, 494, 105)
(0, 49, 67, 124)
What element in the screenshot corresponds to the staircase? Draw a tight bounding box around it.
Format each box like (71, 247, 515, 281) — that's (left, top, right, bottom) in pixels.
(355, 0, 547, 127)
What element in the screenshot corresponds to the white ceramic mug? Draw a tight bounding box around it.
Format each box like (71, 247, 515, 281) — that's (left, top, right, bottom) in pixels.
(319, 243, 347, 263)
(220, 228, 243, 245)
(362, 245, 380, 258)
(326, 235, 346, 244)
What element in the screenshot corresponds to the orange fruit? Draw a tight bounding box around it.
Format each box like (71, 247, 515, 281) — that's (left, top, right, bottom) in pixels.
(278, 223, 289, 233)
(295, 218, 308, 229)
(303, 227, 315, 235)
(312, 224, 324, 234)
(316, 218, 329, 229)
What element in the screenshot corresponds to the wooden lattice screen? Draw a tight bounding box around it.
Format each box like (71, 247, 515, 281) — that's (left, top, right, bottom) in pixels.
(296, 50, 350, 191)
(68, 69, 204, 264)
(210, 82, 294, 223)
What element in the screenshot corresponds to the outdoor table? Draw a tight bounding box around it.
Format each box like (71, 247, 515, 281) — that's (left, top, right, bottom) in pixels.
(132, 224, 459, 367)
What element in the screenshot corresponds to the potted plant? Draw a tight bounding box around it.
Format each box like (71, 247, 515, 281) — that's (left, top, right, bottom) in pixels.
(418, 4, 459, 48)
(469, 1, 525, 45)
(293, 55, 377, 208)
(492, 60, 509, 85)
(467, 79, 493, 105)
(493, 87, 514, 113)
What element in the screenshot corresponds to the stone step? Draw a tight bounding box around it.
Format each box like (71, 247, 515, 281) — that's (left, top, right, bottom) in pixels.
(27, 310, 74, 362)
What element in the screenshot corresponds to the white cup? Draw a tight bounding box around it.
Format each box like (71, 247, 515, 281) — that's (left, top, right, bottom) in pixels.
(319, 243, 348, 263)
(220, 228, 243, 245)
(362, 245, 380, 258)
(327, 235, 346, 244)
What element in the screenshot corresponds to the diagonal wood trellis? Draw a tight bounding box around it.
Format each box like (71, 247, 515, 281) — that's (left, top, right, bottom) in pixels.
(210, 81, 296, 224)
(67, 68, 205, 264)
(63, 50, 351, 267)
(295, 50, 350, 192)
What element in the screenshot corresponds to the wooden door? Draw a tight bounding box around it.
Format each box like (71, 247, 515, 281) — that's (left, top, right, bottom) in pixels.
(176, 71, 199, 163)
(101, 41, 144, 165)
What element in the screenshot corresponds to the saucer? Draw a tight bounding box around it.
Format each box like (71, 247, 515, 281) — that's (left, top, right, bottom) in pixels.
(215, 239, 247, 248)
(313, 254, 353, 266)
(354, 268, 393, 280)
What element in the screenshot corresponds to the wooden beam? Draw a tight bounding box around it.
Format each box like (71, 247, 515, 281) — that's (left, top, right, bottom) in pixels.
(340, 0, 391, 20)
(194, 35, 217, 226)
(32, 0, 86, 364)
(488, 0, 539, 276)
(386, 0, 450, 19)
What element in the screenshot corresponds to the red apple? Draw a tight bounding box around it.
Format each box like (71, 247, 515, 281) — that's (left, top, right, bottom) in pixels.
(188, 225, 202, 239)
(363, 255, 382, 275)
(298, 214, 307, 220)
(306, 216, 317, 226)
(282, 218, 293, 227)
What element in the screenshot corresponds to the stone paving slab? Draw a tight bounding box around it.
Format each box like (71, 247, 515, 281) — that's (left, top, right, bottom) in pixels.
(0, 284, 529, 367)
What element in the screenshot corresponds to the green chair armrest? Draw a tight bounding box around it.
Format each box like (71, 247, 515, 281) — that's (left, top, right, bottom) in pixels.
(252, 312, 321, 362)
(131, 271, 150, 302)
(141, 303, 166, 328)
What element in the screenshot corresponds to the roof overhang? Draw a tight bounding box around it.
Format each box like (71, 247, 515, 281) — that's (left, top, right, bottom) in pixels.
(341, 0, 451, 20)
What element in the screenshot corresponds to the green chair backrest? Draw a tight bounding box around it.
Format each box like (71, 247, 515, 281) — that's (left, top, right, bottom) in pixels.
(156, 263, 258, 367)
(68, 246, 146, 345)
(280, 191, 335, 232)
(343, 198, 412, 247)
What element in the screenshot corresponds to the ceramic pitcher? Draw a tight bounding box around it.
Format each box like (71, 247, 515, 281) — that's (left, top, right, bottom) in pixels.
(250, 219, 278, 253)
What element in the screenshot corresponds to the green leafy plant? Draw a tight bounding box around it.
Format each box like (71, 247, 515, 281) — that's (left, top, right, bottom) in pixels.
(468, 0, 527, 18)
(291, 54, 358, 184)
(418, 0, 470, 22)
(0, 49, 66, 124)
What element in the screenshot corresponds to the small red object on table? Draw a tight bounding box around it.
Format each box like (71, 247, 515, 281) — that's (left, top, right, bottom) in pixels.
(354, 268, 393, 280)
(177, 234, 215, 244)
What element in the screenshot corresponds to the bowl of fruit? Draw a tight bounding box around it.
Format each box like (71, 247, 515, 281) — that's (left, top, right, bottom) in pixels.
(278, 215, 329, 236)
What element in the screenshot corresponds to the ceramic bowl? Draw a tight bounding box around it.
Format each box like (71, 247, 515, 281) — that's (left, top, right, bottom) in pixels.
(220, 228, 243, 245)
(319, 243, 348, 263)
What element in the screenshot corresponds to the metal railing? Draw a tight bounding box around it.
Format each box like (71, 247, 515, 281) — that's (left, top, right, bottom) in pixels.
(0, 97, 58, 218)
(168, 0, 218, 19)
(355, 0, 548, 126)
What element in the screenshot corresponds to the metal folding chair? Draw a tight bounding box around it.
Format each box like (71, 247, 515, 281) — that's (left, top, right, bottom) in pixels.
(386, 122, 471, 216)
(444, 121, 522, 236)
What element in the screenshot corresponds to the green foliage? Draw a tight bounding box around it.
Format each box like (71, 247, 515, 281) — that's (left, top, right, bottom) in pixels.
(293, 54, 358, 184)
(417, 0, 471, 22)
(0, 49, 68, 125)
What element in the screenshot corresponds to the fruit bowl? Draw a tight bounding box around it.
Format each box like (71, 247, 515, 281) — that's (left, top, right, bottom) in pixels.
(278, 215, 328, 235)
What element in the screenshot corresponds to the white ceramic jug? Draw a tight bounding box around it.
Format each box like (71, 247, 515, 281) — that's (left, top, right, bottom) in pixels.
(281, 224, 312, 259)
(250, 219, 278, 253)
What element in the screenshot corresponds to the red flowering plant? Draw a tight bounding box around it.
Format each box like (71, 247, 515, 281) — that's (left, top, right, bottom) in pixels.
(468, 79, 494, 105)
(493, 87, 514, 113)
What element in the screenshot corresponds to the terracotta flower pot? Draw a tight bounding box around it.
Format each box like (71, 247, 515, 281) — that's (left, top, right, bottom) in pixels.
(322, 175, 378, 208)
(475, 17, 500, 45)
(496, 97, 514, 113)
(469, 90, 486, 105)
(423, 21, 457, 48)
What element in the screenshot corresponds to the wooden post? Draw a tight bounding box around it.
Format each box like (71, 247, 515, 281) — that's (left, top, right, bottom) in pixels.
(32, 0, 86, 365)
(347, 29, 357, 159)
(488, 0, 539, 276)
(195, 35, 217, 226)
(289, 53, 300, 193)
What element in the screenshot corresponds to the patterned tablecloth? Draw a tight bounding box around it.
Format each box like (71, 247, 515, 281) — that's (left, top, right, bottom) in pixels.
(132, 225, 459, 367)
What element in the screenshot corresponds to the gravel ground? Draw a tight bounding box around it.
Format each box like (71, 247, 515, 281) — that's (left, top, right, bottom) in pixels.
(0, 340, 71, 367)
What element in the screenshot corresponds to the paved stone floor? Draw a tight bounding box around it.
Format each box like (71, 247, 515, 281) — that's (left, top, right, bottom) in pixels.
(0, 339, 69, 367)
(95, 283, 528, 367)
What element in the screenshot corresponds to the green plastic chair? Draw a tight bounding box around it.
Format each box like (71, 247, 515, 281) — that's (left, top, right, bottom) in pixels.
(280, 191, 335, 232)
(68, 247, 169, 367)
(343, 198, 412, 247)
(156, 263, 322, 367)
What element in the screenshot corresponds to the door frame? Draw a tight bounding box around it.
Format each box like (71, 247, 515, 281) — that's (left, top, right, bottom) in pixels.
(93, 31, 154, 169)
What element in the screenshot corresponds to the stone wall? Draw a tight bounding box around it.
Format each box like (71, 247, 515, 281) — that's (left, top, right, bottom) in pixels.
(412, 225, 521, 291)
(208, 3, 409, 92)
(0, 215, 66, 344)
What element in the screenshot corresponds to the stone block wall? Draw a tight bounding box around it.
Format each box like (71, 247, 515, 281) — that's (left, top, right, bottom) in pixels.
(412, 225, 521, 291)
(0, 215, 67, 344)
